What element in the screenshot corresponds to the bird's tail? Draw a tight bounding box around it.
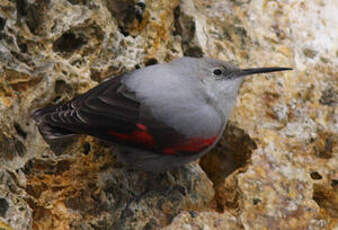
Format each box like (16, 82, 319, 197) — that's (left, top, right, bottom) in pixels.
(32, 105, 76, 142)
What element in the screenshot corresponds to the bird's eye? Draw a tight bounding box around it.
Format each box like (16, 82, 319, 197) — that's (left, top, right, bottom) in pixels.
(213, 69, 222, 76)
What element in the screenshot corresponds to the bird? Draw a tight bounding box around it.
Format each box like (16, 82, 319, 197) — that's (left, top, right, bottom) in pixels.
(32, 57, 291, 171)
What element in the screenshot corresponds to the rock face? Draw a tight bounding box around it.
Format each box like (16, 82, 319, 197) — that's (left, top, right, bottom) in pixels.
(0, 0, 337, 229)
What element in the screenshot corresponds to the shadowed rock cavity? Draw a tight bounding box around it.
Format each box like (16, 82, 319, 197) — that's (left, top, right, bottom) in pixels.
(104, 0, 147, 37)
(16, 0, 50, 35)
(0, 131, 26, 159)
(313, 183, 338, 219)
(53, 32, 87, 53)
(200, 121, 257, 213)
(0, 197, 9, 217)
(0, 16, 6, 30)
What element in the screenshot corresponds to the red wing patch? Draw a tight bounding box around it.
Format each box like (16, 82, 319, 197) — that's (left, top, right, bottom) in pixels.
(163, 136, 217, 155)
(109, 126, 155, 148)
(109, 123, 217, 155)
(136, 123, 147, 131)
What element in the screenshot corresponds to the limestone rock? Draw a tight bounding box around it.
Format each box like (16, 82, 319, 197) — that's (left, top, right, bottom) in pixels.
(163, 211, 242, 230)
(0, 0, 337, 229)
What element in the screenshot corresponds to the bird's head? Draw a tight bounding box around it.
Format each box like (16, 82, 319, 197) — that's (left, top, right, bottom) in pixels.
(169, 57, 292, 116)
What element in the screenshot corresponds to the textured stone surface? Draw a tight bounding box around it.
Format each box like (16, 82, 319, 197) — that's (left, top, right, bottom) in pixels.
(163, 211, 242, 230)
(0, 0, 337, 229)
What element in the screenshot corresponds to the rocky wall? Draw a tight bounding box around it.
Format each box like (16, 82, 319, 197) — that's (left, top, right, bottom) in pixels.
(0, 0, 337, 229)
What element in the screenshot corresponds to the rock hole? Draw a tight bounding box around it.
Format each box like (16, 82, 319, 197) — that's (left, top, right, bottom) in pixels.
(310, 171, 322, 180)
(200, 122, 257, 213)
(22, 159, 33, 175)
(83, 142, 91, 155)
(173, 6, 181, 36)
(24, 1, 48, 35)
(53, 32, 87, 53)
(142, 218, 159, 230)
(136, 1, 146, 10)
(54, 79, 73, 100)
(67, 0, 89, 4)
(16, 0, 28, 16)
(14, 122, 27, 139)
(135, 0, 146, 21)
(184, 46, 203, 58)
(67, 0, 78, 4)
(106, 1, 141, 37)
(0, 197, 9, 217)
(173, 184, 187, 196)
(313, 184, 338, 218)
(26, 184, 48, 198)
(200, 122, 256, 185)
(18, 42, 28, 53)
(303, 48, 318, 59)
(54, 79, 66, 94)
(331, 179, 338, 188)
(0, 135, 26, 164)
(145, 58, 158, 66)
(252, 198, 261, 205)
(90, 69, 101, 82)
(119, 26, 130, 37)
(319, 87, 337, 106)
(0, 17, 6, 31)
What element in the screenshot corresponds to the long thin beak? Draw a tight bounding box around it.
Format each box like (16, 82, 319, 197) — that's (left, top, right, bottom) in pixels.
(236, 67, 292, 77)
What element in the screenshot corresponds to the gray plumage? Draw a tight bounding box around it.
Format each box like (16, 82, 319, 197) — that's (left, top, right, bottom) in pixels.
(33, 57, 291, 171)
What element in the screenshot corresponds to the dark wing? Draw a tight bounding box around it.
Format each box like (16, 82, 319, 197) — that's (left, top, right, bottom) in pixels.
(33, 75, 217, 155)
(33, 75, 140, 137)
